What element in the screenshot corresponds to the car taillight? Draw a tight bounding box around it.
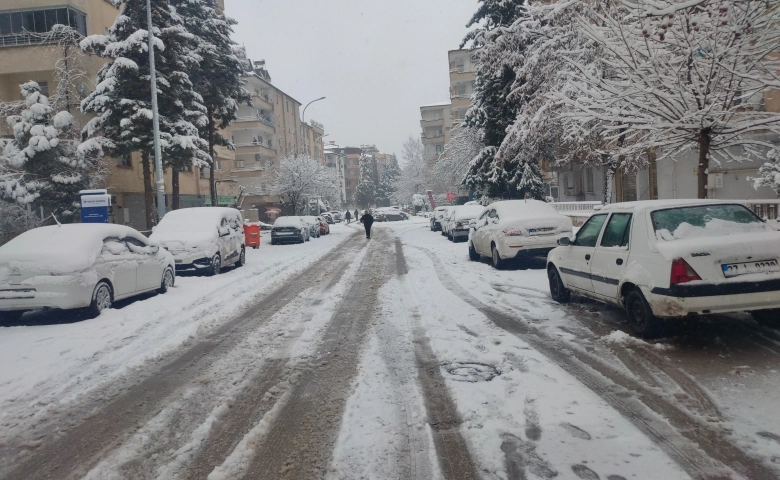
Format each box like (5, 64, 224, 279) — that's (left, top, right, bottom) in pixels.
(670, 258, 701, 285)
(502, 228, 524, 237)
(456, 222, 463, 228)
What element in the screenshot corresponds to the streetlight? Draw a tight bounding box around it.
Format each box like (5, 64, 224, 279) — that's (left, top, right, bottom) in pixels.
(146, 0, 165, 222)
(301, 97, 325, 156)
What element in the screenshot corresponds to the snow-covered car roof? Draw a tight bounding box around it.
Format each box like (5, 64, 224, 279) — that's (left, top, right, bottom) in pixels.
(273, 216, 305, 227)
(451, 205, 485, 221)
(0, 224, 149, 273)
(489, 200, 560, 219)
(154, 207, 240, 233)
(597, 199, 748, 213)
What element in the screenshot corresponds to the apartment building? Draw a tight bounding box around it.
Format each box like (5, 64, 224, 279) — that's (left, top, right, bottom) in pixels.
(448, 49, 476, 127)
(220, 57, 333, 221)
(419, 103, 452, 155)
(324, 142, 347, 205)
(0, 0, 220, 230)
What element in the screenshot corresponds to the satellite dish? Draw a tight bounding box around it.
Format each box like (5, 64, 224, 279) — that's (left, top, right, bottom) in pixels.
(76, 82, 91, 99)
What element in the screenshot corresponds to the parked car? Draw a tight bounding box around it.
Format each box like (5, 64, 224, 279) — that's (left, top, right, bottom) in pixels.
(150, 207, 245, 276)
(430, 206, 450, 231)
(440, 207, 458, 237)
(0, 224, 175, 320)
(378, 208, 405, 221)
(302, 216, 322, 238)
(271, 216, 309, 244)
(546, 200, 780, 337)
(329, 211, 342, 222)
(444, 205, 486, 242)
(469, 200, 573, 268)
(321, 213, 334, 224)
(316, 216, 330, 235)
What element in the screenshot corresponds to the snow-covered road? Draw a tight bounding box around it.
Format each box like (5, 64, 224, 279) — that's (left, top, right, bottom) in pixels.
(1, 217, 779, 479)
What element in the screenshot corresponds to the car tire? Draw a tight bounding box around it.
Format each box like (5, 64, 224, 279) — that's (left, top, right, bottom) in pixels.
(88, 281, 113, 318)
(752, 309, 780, 328)
(236, 247, 246, 267)
(625, 288, 664, 338)
(208, 254, 221, 276)
(548, 266, 571, 303)
(270, 240, 276, 246)
(491, 243, 505, 270)
(0, 311, 24, 323)
(158, 268, 174, 294)
(468, 241, 480, 261)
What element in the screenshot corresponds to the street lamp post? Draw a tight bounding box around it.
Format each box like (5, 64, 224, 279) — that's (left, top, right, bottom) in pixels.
(301, 96, 325, 156)
(146, 0, 165, 222)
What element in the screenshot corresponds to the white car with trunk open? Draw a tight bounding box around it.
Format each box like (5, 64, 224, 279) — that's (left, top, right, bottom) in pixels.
(150, 207, 246, 276)
(468, 200, 573, 268)
(547, 200, 780, 337)
(0, 224, 175, 321)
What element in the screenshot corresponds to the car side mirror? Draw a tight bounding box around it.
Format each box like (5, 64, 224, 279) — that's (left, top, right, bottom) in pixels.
(151, 226, 157, 233)
(557, 237, 572, 246)
(150, 245, 160, 254)
(469, 220, 478, 229)
(218, 227, 230, 237)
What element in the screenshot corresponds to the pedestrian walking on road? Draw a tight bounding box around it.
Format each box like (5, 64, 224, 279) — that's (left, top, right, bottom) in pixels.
(360, 211, 374, 239)
(354, 209, 359, 221)
(344, 210, 352, 224)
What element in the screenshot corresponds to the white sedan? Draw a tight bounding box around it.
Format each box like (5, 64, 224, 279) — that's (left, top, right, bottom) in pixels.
(547, 200, 780, 337)
(0, 224, 175, 321)
(468, 200, 573, 268)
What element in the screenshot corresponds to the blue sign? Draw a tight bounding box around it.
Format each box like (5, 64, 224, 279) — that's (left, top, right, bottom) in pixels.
(80, 189, 111, 224)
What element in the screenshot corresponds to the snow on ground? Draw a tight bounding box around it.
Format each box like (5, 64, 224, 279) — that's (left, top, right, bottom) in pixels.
(0, 225, 353, 447)
(331, 218, 688, 480)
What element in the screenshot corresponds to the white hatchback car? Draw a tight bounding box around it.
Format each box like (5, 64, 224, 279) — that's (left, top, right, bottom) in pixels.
(0, 224, 175, 321)
(430, 206, 450, 232)
(444, 205, 485, 242)
(150, 207, 246, 276)
(468, 200, 573, 268)
(547, 200, 780, 337)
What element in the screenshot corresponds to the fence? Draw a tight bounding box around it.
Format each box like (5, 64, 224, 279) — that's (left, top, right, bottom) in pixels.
(549, 201, 603, 226)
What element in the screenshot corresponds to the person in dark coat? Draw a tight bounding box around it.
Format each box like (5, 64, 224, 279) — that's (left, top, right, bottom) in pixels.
(360, 211, 374, 239)
(344, 210, 352, 224)
(354, 209, 359, 221)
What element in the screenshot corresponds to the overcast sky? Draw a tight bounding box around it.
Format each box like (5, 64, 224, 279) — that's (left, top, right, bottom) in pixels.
(224, 0, 477, 162)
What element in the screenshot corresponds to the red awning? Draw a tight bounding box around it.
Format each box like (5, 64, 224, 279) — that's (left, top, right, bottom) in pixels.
(264, 207, 282, 214)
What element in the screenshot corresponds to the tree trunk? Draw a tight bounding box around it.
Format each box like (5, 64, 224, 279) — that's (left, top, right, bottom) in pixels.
(208, 112, 217, 207)
(172, 168, 180, 210)
(697, 129, 711, 199)
(141, 151, 154, 229)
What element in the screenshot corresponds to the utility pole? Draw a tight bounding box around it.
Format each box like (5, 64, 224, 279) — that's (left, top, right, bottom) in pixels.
(146, 0, 166, 222)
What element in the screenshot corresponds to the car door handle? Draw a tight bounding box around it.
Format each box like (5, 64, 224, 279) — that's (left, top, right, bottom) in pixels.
(616, 258, 624, 265)
(585, 254, 591, 261)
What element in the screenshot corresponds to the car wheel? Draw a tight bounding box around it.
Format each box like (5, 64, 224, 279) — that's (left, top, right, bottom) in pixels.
(208, 254, 221, 276)
(271, 240, 276, 246)
(548, 266, 571, 303)
(625, 288, 664, 338)
(158, 268, 175, 294)
(88, 281, 113, 318)
(0, 311, 24, 323)
(752, 309, 780, 328)
(468, 241, 480, 261)
(236, 247, 246, 267)
(491, 243, 505, 270)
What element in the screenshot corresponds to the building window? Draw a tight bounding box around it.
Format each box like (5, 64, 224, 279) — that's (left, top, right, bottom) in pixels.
(36, 81, 49, 97)
(435, 144, 443, 154)
(116, 153, 131, 168)
(585, 167, 594, 194)
(0, 8, 87, 42)
(215, 160, 222, 171)
(346, 180, 351, 187)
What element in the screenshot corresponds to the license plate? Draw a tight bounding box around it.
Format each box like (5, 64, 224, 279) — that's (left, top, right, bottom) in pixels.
(175, 260, 183, 264)
(722, 259, 779, 278)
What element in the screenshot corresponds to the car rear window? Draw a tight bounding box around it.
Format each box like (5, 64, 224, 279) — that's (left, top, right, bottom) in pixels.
(651, 204, 768, 241)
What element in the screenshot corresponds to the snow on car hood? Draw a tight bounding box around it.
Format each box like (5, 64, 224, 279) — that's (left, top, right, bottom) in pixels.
(500, 214, 573, 234)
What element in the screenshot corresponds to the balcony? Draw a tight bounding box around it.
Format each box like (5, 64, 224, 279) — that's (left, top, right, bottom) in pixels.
(420, 118, 444, 127)
(233, 116, 275, 135)
(252, 92, 274, 110)
(235, 142, 276, 156)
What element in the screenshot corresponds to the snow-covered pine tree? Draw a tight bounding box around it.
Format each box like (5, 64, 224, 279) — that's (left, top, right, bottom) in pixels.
(353, 153, 378, 208)
(169, 0, 248, 207)
(376, 156, 400, 207)
(753, 150, 780, 198)
(461, 0, 528, 199)
(0, 82, 91, 220)
(80, 0, 209, 225)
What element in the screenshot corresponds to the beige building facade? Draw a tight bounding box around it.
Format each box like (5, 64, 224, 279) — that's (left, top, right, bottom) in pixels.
(0, 0, 215, 231)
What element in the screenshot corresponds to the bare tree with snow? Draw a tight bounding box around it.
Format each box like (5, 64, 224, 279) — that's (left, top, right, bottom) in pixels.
(269, 154, 337, 215)
(558, 0, 780, 199)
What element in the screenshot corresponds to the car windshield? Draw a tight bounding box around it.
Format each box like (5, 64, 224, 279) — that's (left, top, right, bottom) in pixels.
(274, 217, 302, 227)
(651, 204, 769, 241)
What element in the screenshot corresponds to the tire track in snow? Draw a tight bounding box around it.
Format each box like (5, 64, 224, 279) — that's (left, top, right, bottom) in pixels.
(236, 233, 392, 479)
(394, 238, 480, 480)
(416, 246, 777, 480)
(4, 231, 364, 480)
